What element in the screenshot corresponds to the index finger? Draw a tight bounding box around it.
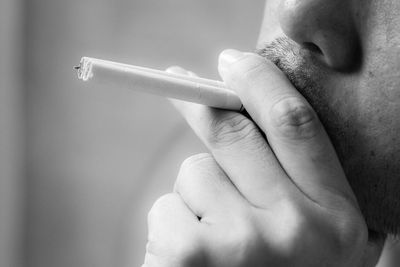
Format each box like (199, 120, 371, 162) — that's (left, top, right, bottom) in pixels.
(167, 66, 300, 209)
(218, 49, 358, 210)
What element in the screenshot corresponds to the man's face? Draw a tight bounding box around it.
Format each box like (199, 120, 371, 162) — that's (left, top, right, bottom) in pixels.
(257, 0, 400, 235)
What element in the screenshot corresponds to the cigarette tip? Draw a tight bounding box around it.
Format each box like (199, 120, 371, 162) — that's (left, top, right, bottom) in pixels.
(75, 57, 92, 81)
(74, 62, 83, 80)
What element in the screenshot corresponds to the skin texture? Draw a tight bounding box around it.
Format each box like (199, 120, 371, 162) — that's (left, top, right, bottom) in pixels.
(143, 0, 400, 265)
(257, 0, 400, 235)
(143, 53, 384, 266)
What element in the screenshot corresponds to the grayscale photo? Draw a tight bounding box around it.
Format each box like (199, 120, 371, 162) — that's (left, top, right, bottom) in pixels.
(1, 0, 400, 266)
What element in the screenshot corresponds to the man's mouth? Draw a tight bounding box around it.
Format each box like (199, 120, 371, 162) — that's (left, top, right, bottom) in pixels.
(256, 37, 320, 95)
(255, 36, 342, 143)
(255, 37, 349, 170)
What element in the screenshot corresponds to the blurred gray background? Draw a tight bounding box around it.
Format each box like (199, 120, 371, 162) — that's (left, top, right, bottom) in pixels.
(1, 1, 263, 266)
(1, 0, 400, 266)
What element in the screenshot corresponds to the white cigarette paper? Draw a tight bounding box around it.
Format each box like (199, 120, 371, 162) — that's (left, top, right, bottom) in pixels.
(75, 57, 244, 111)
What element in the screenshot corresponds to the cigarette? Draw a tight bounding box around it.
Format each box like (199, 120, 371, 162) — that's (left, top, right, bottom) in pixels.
(75, 57, 244, 111)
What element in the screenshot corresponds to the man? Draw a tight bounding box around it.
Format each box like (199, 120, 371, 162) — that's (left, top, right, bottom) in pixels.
(143, 0, 400, 266)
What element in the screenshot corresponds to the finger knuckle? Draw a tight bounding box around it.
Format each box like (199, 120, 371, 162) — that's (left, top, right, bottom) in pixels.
(330, 214, 368, 262)
(181, 152, 214, 167)
(223, 219, 263, 264)
(179, 153, 215, 175)
(261, 198, 315, 260)
(147, 193, 177, 222)
(272, 199, 308, 242)
(233, 224, 258, 249)
(269, 96, 320, 141)
(206, 113, 260, 148)
(175, 153, 219, 192)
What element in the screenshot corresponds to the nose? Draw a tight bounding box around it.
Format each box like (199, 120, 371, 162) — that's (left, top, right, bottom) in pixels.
(279, 0, 360, 71)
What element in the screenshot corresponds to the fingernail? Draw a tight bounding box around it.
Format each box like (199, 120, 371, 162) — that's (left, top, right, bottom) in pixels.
(218, 49, 245, 75)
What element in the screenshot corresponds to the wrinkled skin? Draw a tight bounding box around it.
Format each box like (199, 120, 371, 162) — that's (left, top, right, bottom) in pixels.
(143, 0, 400, 266)
(257, 0, 400, 235)
(143, 52, 383, 266)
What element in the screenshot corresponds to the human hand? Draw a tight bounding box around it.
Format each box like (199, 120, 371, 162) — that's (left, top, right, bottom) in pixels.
(143, 50, 381, 266)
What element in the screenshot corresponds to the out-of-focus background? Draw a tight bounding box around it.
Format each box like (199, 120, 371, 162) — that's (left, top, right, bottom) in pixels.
(1, 1, 264, 266)
(1, 1, 400, 267)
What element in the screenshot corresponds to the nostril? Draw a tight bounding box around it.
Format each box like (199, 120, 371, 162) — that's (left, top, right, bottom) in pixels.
(302, 42, 323, 55)
(278, 0, 360, 71)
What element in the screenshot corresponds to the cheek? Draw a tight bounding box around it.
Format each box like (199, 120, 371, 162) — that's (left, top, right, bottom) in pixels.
(356, 56, 400, 149)
(365, 46, 400, 103)
(306, 73, 400, 168)
(351, 42, 400, 159)
(357, 89, 400, 155)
